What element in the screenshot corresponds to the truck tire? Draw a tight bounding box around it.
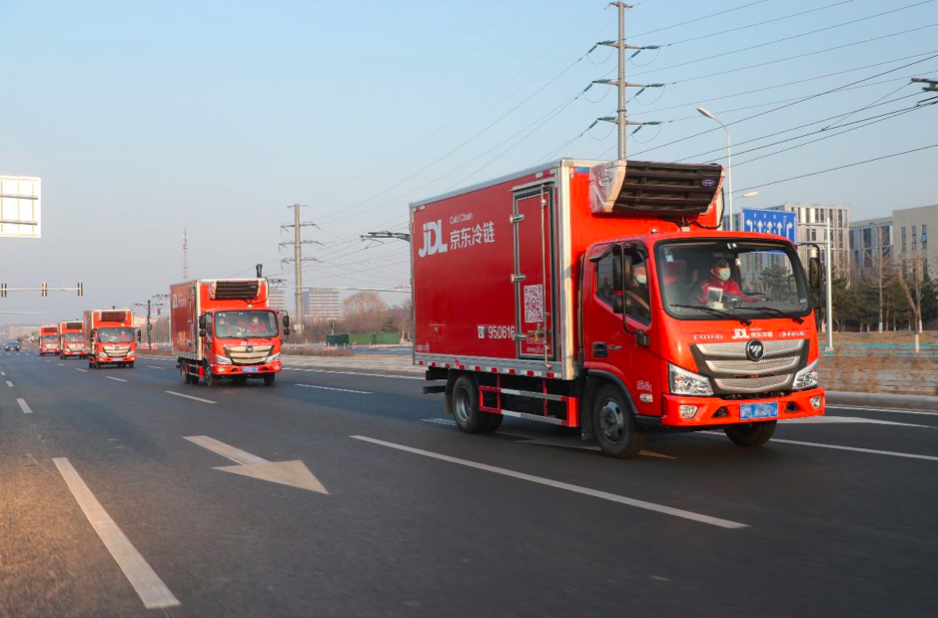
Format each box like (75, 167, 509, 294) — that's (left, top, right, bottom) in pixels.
(180, 364, 190, 384)
(724, 421, 776, 447)
(592, 384, 646, 459)
(450, 374, 500, 433)
(205, 369, 217, 387)
(263, 374, 275, 386)
(128, 362, 135, 369)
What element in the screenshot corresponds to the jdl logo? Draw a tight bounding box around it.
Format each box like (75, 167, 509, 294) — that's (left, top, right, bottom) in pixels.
(417, 220, 448, 258)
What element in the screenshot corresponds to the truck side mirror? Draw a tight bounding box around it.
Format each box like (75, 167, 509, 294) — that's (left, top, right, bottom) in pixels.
(136, 329, 142, 342)
(199, 329, 207, 338)
(198, 315, 207, 330)
(808, 256, 822, 312)
(282, 314, 290, 328)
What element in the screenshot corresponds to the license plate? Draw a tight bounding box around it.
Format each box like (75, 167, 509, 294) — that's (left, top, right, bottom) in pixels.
(740, 402, 778, 420)
(243, 367, 259, 373)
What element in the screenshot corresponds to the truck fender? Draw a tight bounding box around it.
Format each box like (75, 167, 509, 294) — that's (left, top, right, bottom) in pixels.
(581, 370, 639, 440)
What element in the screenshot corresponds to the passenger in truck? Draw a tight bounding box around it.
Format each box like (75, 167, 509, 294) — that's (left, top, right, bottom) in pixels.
(698, 257, 745, 304)
(245, 315, 265, 334)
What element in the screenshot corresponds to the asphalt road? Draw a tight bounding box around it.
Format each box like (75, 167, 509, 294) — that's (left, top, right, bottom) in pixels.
(1, 350, 936, 617)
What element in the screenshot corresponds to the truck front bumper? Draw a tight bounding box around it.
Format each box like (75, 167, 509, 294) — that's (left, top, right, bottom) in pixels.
(652, 388, 825, 428)
(210, 361, 282, 376)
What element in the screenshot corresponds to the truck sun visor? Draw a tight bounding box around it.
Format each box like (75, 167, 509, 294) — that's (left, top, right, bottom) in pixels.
(589, 160, 723, 217)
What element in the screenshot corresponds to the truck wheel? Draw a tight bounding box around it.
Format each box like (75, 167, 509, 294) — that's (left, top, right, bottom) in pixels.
(724, 421, 776, 447)
(450, 374, 499, 433)
(263, 374, 275, 386)
(204, 368, 217, 387)
(592, 384, 646, 459)
(179, 364, 190, 384)
(128, 362, 135, 369)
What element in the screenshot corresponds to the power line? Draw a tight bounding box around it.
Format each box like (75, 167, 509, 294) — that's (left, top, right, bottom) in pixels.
(627, 0, 773, 40)
(630, 1, 936, 76)
(733, 143, 938, 194)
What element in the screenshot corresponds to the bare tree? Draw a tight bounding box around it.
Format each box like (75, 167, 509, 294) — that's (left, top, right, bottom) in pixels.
(342, 292, 388, 333)
(896, 256, 925, 352)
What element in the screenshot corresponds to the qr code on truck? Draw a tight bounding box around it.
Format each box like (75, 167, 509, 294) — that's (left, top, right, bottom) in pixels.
(523, 284, 544, 324)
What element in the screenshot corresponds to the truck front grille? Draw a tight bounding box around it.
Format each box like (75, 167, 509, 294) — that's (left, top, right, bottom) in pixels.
(224, 345, 272, 365)
(692, 339, 808, 395)
(104, 346, 130, 358)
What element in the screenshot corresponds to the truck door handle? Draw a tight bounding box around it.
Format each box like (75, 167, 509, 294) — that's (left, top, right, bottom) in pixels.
(593, 342, 608, 358)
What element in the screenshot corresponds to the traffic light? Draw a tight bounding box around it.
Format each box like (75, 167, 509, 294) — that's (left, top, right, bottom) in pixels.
(1, 283, 6, 298)
(77, 281, 83, 297)
(41, 281, 48, 297)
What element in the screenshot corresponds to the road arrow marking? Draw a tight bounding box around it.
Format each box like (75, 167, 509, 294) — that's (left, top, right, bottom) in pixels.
(5, 380, 12, 387)
(184, 436, 327, 494)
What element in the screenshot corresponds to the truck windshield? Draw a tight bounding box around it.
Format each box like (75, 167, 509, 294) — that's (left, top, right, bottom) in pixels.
(99, 328, 134, 343)
(214, 311, 278, 339)
(41, 335, 58, 343)
(63, 333, 84, 342)
(656, 240, 810, 321)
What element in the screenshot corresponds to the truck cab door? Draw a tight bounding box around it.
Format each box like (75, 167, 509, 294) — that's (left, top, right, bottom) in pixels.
(512, 183, 555, 360)
(584, 244, 660, 417)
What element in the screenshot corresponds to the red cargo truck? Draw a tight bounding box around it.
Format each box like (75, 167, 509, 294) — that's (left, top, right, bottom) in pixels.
(171, 278, 289, 386)
(39, 325, 60, 356)
(412, 159, 825, 458)
(84, 309, 138, 369)
(59, 320, 86, 359)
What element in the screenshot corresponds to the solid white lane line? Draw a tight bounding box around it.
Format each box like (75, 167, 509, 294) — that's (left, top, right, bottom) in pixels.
(769, 438, 938, 462)
(283, 367, 423, 380)
(52, 458, 180, 609)
(295, 383, 373, 394)
(165, 390, 216, 404)
(106, 376, 128, 383)
(350, 436, 746, 529)
(17, 399, 32, 414)
(827, 404, 938, 417)
(76, 368, 88, 373)
(5, 381, 12, 387)
(784, 415, 929, 428)
(184, 436, 269, 465)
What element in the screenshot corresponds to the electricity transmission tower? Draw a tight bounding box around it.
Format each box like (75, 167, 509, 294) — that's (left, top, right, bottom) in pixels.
(281, 204, 320, 330)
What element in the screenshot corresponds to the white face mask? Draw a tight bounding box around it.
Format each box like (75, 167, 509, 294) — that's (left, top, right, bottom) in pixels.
(635, 273, 647, 285)
(716, 268, 731, 282)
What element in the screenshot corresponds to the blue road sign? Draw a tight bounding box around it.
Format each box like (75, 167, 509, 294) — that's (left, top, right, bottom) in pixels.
(741, 209, 797, 245)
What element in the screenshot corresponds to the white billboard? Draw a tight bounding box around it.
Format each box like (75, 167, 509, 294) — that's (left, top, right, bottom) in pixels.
(0, 176, 41, 239)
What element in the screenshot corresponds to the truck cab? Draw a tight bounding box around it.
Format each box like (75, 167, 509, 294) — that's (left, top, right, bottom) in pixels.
(39, 326, 60, 356)
(59, 321, 87, 359)
(583, 232, 822, 446)
(85, 309, 139, 369)
(197, 308, 284, 385)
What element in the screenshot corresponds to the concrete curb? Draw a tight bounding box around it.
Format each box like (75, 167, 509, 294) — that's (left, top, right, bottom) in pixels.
(826, 390, 938, 411)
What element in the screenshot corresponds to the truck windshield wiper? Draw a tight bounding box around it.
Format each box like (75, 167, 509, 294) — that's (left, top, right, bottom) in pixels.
(743, 305, 805, 324)
(670, 304, 751, 326)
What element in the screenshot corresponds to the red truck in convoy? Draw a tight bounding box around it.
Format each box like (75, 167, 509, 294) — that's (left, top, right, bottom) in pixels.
(39, 325, 60, 356)
(171, 278, 289, 386)
(59, 320, 86, 359)
(412, 159, 825, 458)
(84, 309, 138, 369)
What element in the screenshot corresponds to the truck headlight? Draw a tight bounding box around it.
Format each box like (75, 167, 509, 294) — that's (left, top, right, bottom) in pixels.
(793, 359, 819, 390)
(265, 352, 280, 364)
(215, 354, 231, 365)
(668, 363, 713, 396)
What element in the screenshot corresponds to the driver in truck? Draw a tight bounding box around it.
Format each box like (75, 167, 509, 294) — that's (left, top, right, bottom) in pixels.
(698, 257, 745, 304)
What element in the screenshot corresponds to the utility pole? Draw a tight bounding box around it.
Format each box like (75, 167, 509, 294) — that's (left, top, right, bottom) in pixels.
(183, 228, 188, 279)
(281, 205, 320, 332)
(592, 2, 662, 161)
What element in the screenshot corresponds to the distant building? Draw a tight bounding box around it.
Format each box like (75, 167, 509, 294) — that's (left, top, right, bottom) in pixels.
(307, 288, 342, 323)
(849, 217, 893, 278)
(268, 287, 287, 312)
(726, 203, 850, 276)
(892, 204, 938, 267)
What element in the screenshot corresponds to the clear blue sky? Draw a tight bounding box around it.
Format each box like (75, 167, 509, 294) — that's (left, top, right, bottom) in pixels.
(1, 0, 936, 323)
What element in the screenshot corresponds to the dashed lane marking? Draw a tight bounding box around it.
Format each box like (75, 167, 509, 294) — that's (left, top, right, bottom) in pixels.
(76, 368, 88, 373)
(352, 436, 744, 529)
(17, 399, 32, 414)
(106, 376, 128, 383)
(5, 381, 12, 387)
(165, 390, 217, 404)
(146, 365, 164, 369)
(53, 458, 180, 609)
(699, 432, 938, 462)
(295, 383, 373, 394)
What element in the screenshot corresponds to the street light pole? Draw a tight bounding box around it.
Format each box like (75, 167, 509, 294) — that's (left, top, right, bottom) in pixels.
(697, 107, 733, 231)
